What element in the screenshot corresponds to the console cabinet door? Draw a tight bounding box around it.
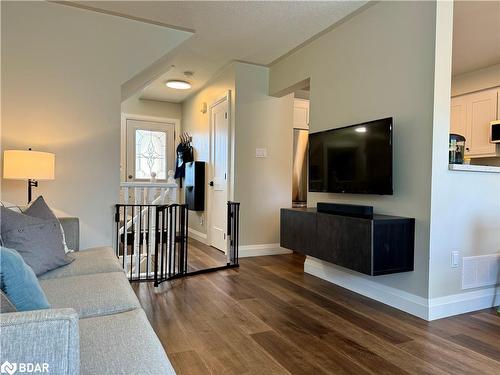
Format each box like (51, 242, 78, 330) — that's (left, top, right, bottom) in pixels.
(280, 209, 316, 254)
(316, 213, 372, 275)
(372, 219, 415, 275)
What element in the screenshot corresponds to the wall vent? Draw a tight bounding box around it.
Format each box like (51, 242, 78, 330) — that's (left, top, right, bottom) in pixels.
(462, 253, 500, 289)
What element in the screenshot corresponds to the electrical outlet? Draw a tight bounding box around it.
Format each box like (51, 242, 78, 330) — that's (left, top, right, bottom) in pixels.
(451, 251, 460, 268)
(200, 216, 204, 226)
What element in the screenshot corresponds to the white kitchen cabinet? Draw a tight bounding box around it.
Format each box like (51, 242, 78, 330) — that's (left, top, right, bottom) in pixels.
(450, 95, 467, 138)
(450, 87, 499, 158)
(293, 99, 309, 130)
(467, 88, 498, 156)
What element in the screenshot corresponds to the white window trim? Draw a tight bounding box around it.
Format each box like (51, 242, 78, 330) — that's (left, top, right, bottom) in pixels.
(120, 113, 181, 183)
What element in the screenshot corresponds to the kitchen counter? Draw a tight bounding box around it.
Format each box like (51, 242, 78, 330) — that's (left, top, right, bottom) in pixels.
(449, 164, 500, 173)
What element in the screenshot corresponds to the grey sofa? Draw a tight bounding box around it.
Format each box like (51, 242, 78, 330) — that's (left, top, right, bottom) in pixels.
(0, 217, 176, 375)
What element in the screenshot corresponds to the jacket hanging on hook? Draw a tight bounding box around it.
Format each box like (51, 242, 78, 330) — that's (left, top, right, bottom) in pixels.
(174, 142, 194, 182)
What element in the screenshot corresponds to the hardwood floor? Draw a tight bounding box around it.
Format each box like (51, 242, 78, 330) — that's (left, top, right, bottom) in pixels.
(185, 237, 227, 272)
(133, 239, 500, 374)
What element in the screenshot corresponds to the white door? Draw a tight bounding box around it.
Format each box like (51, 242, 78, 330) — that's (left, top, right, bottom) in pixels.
(126, 119, 175, 181)
(209, 97, 229, 252)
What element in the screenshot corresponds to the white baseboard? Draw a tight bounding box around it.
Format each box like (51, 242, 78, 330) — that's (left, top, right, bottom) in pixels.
(304, 256, 500, 321)
(304, 257, 429, 319)
(188, 228, 208, 244)
(428, 287, 500, 320)
(239, 243, 292, 258)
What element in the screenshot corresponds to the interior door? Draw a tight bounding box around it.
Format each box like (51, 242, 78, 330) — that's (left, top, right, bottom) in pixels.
(209, 98, 229, 252)
(126, 119, 175, 181)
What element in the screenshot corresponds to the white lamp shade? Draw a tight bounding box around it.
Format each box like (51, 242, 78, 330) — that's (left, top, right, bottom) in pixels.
(3, 150, 55, 180)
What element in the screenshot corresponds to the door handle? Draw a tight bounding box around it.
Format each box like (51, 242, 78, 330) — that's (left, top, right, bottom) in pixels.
(209, 181, 214, 186)
(128, 174, 133, 179)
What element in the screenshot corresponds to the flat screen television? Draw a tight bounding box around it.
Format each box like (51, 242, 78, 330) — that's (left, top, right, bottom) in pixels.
(309, 117, 393, 195)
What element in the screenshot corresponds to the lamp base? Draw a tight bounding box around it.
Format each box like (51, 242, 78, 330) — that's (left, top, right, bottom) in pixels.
(28, 179, 38, 204)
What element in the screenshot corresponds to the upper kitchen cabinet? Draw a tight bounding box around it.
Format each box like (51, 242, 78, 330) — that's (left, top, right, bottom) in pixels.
(293, 99, 310, 130)
(450, 87, 499, 158)
(468, 88, 498, 156)
(450, 95, 467, 138)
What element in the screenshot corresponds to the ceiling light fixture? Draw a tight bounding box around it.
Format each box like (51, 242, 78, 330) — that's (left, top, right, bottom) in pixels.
(166, 80, 191, 90)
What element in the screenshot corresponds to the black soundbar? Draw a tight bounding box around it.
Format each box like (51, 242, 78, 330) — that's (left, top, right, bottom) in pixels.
(317, 202, 373, 219)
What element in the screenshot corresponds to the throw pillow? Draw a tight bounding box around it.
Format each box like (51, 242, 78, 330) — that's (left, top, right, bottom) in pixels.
(24, 196, 71, 253)
(0, 200, 22, 213)
(0, 201, 23, 247)
(0, 246, 50, 311)
(0, 207, 73, 275)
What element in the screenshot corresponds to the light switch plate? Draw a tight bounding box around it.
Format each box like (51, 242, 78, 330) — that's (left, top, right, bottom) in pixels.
(255, 148, 267, 158)
(451, 251, 459, 268)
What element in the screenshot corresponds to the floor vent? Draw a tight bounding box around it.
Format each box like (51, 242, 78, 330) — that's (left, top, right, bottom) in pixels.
(462, 253, 500, 290)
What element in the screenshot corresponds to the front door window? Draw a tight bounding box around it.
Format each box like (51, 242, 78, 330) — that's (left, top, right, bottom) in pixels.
(135, 129, 167, 179)
(126, 119, 175, 181)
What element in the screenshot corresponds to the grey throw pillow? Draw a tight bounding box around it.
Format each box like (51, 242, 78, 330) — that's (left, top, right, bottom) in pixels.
(24, 196, 71, 253)
(0, 201, 23, 247)
(0, 207, 73, 276)
(0, 201, 22, 213)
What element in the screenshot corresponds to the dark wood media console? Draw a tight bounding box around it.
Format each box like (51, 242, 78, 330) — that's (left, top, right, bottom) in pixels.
(280, 208, 415, 276)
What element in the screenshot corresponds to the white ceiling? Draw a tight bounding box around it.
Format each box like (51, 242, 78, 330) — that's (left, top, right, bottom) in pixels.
(71, 1, 368, 103)
(453, 1, 500, 76)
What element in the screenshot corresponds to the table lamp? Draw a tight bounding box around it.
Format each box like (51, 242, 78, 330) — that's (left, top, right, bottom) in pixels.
(3, 149, 55, 203)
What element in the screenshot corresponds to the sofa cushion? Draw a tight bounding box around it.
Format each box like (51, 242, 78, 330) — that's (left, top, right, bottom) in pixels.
(39, 247, 124, 280)
(0, 207, 73, 275)
(0, 247, 50, 311)
(79, 308, 176, 375)
(40, 272, 140, 318)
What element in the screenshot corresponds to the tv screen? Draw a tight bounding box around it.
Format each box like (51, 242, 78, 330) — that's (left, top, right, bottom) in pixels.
(309, 117, 393, 195)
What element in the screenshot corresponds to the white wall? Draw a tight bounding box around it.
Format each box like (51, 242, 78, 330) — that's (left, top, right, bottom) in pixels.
(122, 93, 182, 119)
(269, 1, 437, 299)
(234, 63, 294, 246)
(429, 3, 500, 302)
(451, 63, 500, 97)
(1, 2, 190, 248)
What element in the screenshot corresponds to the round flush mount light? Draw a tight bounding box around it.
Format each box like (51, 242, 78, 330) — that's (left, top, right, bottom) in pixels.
(166, 80, 191, 90)
(355, 127, 367, 133)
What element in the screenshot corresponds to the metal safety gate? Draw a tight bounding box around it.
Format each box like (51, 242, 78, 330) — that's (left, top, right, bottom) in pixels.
(115, 201, 240, 286)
